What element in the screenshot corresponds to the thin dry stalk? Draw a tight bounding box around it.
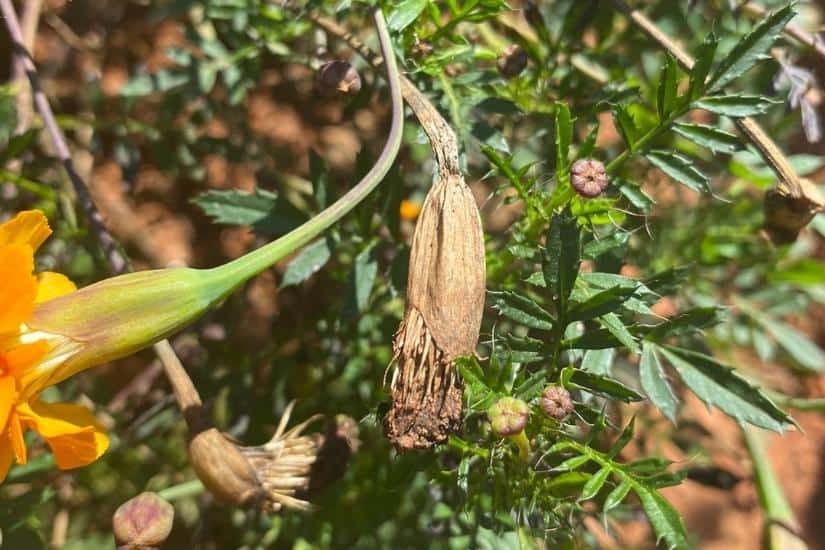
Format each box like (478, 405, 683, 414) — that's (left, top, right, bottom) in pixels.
(740, 1, 825, 62)
(610, 0, 825, 241)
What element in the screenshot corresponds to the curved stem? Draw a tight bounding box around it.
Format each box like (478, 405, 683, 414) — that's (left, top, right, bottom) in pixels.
(206, 7, 404, 292)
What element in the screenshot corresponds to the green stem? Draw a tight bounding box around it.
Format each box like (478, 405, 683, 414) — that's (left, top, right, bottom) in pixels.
(156, 479, 205, 501)
(741, 424, 806, 550)
(767, 394, 825, 412)
(437, 71, 463, 136)
(204, 8, 403, 295)
(604, 111, 680, 175)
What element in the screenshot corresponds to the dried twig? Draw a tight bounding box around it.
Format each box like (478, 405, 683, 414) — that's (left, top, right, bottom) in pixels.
(10, 0, 42, 135)
(740, 1, 825, 61)
(610, 0, 804, 194)
(1, 0, 129, 273)
(611, 0, 824, 241)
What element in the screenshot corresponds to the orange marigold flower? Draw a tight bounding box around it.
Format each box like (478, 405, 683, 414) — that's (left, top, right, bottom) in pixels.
(0, 210, 107, 482)
(399, 199, 421, 221)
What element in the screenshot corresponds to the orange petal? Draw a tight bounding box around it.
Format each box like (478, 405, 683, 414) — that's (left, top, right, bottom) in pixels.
(8, 413, 26, 464)
(0, 376, 17, 433)
(18, 400, 108, 470)
(0, 210, 51, 251)
(0, 244, 37, 334)
(36, 272, 77, 304)
(0, 439, 13, 483)
(3, 341, 49, 378)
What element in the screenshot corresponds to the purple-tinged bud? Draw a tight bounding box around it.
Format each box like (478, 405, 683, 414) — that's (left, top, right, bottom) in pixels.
(541, 385, 574, 420)
(112, 492, 174, 550)
(571, 158, 609, 198)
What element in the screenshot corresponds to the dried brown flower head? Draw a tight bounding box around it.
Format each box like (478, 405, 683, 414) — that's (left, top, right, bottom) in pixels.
(188, 402, 324, 512)
(316, 60, 362, 96)
(571, 158, 609, 198)
(385, 174, 486, 451)
(541, 385, 574, 420)
(497, 44, 528, 78)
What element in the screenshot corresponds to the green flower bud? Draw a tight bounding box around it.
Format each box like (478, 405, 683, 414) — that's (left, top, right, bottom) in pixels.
(487, 396, 529, 436)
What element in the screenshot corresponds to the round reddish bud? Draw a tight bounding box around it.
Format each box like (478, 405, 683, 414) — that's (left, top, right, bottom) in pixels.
(316, 60, 362, 96)
(112, 492, 174, 550)
(487, 397, 529, 436)
(497, 45, 528, 78)
(541, 385, 574, 420)
(571, 158, 609, 198)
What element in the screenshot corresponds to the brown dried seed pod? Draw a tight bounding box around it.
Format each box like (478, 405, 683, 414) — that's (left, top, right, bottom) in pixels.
(497, 44, 528, 78)
(385, 174, 486, 451)
(188, 402, 324, 512)
(571, 158, 609, 198)
(316, 60, 362, 96)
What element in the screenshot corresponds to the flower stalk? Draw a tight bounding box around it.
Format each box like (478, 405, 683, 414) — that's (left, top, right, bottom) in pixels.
(26, 5, 403, 392)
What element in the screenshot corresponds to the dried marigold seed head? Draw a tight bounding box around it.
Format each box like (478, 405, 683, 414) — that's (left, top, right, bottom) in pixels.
(112, 492, 174, 550)
(385, 175, 485, 451)
(316, 60, 362, 96)
(188, 403, 324, 513)
(488, 397, 529, 436)
(497, 44, 528, 78)
(571, 158, 609, 198)
(541, 385, 574, 420)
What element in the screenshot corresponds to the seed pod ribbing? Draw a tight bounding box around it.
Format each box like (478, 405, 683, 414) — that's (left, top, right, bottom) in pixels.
(385, 174, 485, 451)
(385, 80, 486, 452)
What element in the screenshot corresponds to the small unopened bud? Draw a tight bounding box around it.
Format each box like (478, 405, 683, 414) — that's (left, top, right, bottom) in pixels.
(541, 385, 574, 420)
(487, 397, 529, 436)
(571, 158, 609, 198)
(112, 492, 174, 550)
(316, 60, 362, 96)
(497, 45, 528, 78)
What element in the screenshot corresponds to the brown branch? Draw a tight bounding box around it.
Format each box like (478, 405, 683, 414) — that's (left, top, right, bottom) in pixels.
(1, 0, 130, 273)
(610, 0, 821, 204)
(741, 1, 825, 61)
(11, 0, 41, 135)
